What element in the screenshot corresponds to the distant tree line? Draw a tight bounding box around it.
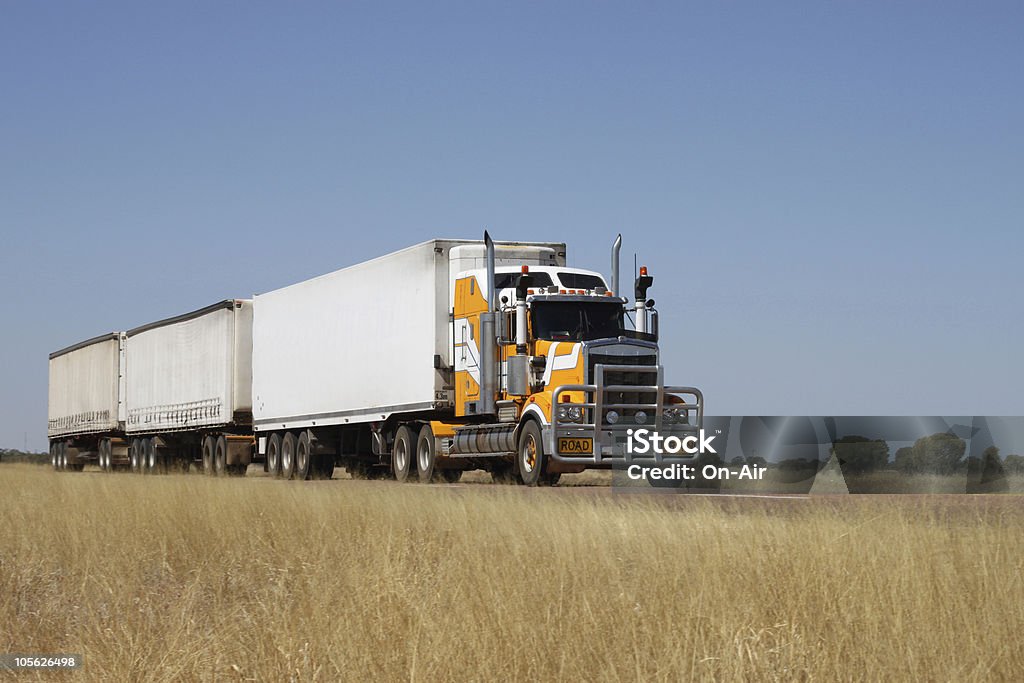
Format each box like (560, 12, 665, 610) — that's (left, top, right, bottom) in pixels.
(722, 433, 1024, 476)
(0, 448, 48, 464)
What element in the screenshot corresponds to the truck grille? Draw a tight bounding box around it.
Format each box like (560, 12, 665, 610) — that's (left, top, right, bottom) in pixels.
(588, 353, 657, 421)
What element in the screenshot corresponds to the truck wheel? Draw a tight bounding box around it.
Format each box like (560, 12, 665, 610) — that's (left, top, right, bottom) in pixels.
(58, 442, 67, 471)
(280, 432, 297, 480)
(266, 433, 282, 478)
(50, 443, 58, 470)
(416, 425, 437, 483)
(295, 432, 313, 481)
(145, 438, 162, 475)
(201, 436, 215, 475)
(440, 469, 463, 483)
(130, 439, 142, 474)
(214, 436, 228, 476)
(516, 421, 545, 486)
(99, 439, 109, 472)
(392, 425, 415, 483)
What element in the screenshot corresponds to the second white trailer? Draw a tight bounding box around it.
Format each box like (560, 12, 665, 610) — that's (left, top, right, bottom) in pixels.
(123, 299, 254, 474)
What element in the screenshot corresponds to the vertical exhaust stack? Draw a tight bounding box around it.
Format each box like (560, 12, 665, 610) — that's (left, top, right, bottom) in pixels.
(479, 231, 498, 415)
(634, 266, 653, 334)
(611, 234, 622, 298)
(484, 230, 496, 312)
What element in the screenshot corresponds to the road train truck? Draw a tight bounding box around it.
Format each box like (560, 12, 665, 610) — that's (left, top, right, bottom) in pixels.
(252, 233, 704, 485)
(48, 233, 704, 485)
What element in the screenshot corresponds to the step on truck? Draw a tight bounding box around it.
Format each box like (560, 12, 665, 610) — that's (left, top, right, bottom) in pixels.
(253, 233, 704, 485)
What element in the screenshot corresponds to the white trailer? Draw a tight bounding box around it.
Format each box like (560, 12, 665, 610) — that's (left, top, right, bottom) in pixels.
(252, 239, 564, 432)
(47, 333, 126, 471)
(252, 238, 565, 479)
(123, 299, 254, 475)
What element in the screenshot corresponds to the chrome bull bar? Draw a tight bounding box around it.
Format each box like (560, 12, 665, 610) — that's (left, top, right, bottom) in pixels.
(548, 364, 704, 464)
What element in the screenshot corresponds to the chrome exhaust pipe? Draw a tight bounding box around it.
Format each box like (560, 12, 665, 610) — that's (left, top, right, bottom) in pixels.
(611, 233, 622, 297)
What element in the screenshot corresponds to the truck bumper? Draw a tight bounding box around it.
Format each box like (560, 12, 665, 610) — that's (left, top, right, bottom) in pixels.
(547, 366, 704, 466)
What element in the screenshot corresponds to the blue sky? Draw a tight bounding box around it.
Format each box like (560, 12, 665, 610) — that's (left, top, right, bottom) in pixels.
(2, 2, 1022, 450)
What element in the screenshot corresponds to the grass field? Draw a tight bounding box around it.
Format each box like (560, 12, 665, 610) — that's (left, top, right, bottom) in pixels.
(2, 465, 1023, 681)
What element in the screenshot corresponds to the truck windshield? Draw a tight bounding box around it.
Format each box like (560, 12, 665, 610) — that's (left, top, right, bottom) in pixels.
(532, 301, 627, 342)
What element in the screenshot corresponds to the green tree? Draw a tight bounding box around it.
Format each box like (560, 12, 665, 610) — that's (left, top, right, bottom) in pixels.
(1003, 454, 1024, 473)
(894, 446, 914, 472)
(909, 433, 966, 474)
(831, 435, 889, 472)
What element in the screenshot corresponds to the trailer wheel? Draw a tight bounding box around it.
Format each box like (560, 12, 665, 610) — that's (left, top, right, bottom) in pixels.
(516, 421, 545, 486)
(214, 436, 228, 476)
(98, 439, 109, 472)
(50, 443, 58, 470)
(416, 425, 437, 483)
(130, 440, 142, 473)
(392, 425, 415, 483)
(295, 432, 313, 481)
(145, 438, 162, 475)
(280, 432, 297, 480)
(266, 433, 282, 478)
(200, 436, 213, 475)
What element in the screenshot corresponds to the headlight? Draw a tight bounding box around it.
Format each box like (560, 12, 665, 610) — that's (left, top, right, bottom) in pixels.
(605, 410, 620, 425)
(634, 410, 648, 425)
(557, 405, 583, 423)
(663, 407, 687, 424)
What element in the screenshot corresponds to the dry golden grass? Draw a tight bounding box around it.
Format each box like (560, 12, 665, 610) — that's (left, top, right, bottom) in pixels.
(2, 464, 1023, 681)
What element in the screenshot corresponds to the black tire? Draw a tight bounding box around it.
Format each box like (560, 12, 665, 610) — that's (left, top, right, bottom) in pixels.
(516, 421, 545, 486)
(51, 443, 58, 471)
(130, 439, 142, 474)
(280, 432, 297, 480)
(439, 469, 463, 483)
(58, 442, 67, 471)
(145, 438, 161, 475)
(99, 439, 110, 472)
(266, 433, 282, 478)
(202, 436, 215, 475)
(295, 432, 313, 481)
(416, 424, 436, 483)
(214, 436, 228, 477)
(392, 425, 415, 483)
